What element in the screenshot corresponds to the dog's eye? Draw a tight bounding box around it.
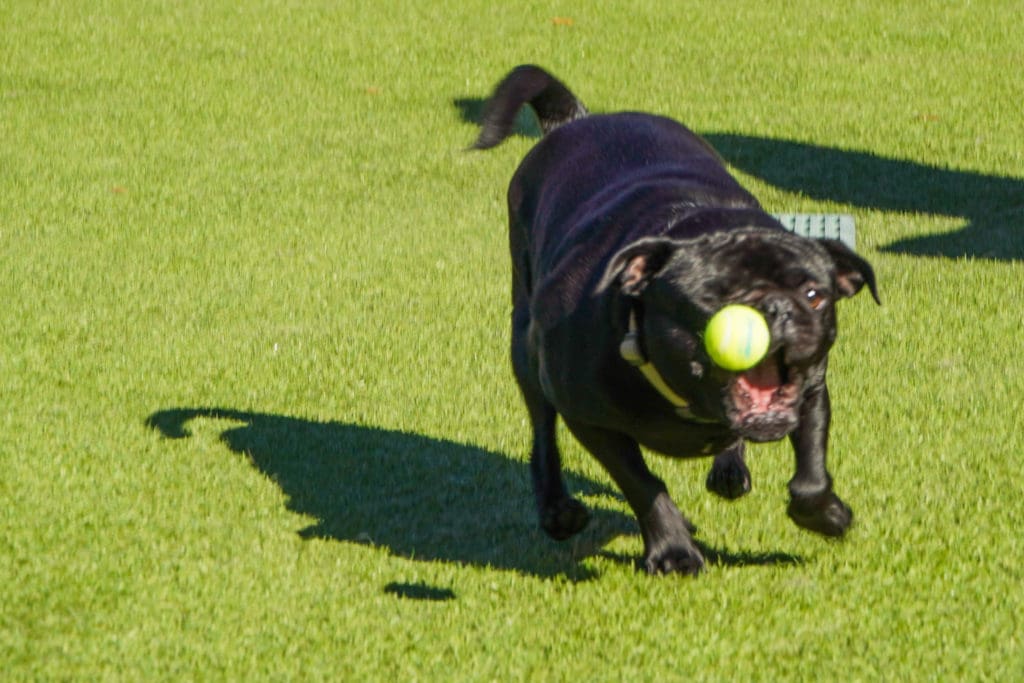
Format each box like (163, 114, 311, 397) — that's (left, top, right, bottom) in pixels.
(806, 288, 827, 310)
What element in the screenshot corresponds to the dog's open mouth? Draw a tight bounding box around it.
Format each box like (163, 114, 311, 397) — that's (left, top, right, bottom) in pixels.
(729, 352, 801, 441)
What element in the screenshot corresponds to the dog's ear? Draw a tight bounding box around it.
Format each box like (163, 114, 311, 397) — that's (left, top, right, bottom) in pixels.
(820, 239, 881, 304)
(599, 237, 678, 296)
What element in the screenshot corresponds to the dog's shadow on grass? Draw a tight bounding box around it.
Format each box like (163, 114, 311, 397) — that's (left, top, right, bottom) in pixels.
(146, 407, 801, 580)
(702, 133, 1024, 262)
(454, 96, 1023, 261)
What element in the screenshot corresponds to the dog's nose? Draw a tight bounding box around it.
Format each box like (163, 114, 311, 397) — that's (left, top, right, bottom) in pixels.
(763, 296, 793, 325)
(760, 293, 822, 364)
(760, 295, 800, 353)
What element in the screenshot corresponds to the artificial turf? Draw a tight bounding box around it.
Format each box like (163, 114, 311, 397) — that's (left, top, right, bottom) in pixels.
(2, 1, 1022, 679)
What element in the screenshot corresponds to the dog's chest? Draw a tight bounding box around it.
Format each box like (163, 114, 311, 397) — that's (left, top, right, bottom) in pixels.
(628, 420, 736, 459)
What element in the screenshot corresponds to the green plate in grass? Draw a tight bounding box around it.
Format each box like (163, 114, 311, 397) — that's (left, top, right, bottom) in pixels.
(774, 213, 856, 250)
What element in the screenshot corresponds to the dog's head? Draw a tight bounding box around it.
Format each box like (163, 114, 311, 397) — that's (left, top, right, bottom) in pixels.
(601, 228, 879, 441)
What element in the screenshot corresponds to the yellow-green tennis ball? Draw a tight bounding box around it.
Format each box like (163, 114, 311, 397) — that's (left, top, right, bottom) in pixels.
(704, 305, 770, 371)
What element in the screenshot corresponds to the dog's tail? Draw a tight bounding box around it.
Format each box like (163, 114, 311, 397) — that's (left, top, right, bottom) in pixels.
(471, 65, 589, 150)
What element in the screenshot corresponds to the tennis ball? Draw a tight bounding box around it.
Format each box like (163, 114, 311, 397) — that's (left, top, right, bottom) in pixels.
(703, 305, 770, 371)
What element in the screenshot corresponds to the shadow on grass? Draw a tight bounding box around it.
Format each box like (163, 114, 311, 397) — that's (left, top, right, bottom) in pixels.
(146, 408, 802, 580)
(384, 581, 457, 602)
(454, 95, 1023, 261)
(147, 407, 627, 580)
(703, 133, 1024, 262)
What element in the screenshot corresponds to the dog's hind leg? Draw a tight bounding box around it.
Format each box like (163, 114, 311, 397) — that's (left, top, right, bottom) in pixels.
(511, 306, 590, 541)
(564, 420, 704, 576)
(705, 439, 752, 499)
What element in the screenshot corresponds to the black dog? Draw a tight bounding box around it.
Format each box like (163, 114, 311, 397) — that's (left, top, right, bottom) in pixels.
(473, 65, 879, 575)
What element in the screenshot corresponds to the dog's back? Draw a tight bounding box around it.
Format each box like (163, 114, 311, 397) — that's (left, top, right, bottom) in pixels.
(512, 112, 756, 230)
(473, 66, 762, 278)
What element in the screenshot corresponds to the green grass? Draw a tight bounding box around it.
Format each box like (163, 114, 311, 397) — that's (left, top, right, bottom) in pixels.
(3, 0, 1023, 679)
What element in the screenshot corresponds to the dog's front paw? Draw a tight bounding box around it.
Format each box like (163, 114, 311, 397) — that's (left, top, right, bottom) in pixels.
(540, 496, 591, 541)
(643, 537, 705, 576)
(706, 456, 751, 500)
(787, 491, 852, 537)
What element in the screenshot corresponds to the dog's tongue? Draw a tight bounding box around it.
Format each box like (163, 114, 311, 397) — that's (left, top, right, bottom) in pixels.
(738, 359, 781, 411)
